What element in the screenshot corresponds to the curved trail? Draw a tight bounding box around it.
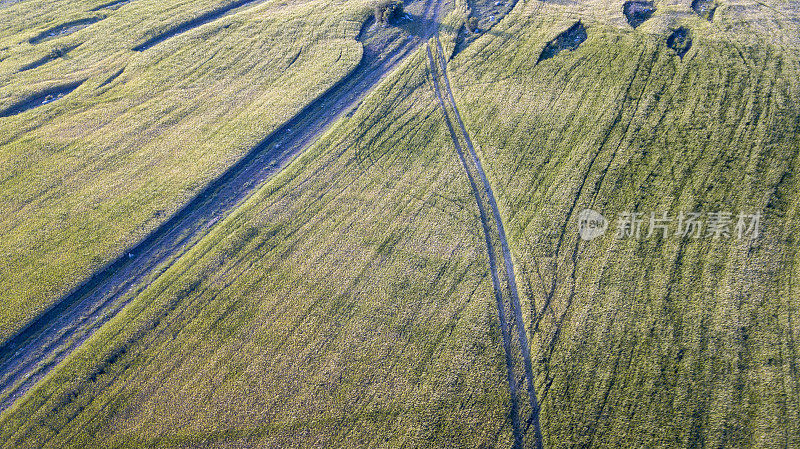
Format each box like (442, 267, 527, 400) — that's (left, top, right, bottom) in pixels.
(0, 0, 443, 412)
(427, 38, 543, 449)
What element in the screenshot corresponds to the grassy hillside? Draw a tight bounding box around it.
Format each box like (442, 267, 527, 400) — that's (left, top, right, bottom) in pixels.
(447, 0, 800, 445)
(0, 48, 518, 448)
(0, 0, 368, 342)
(1, 0, 799, 446)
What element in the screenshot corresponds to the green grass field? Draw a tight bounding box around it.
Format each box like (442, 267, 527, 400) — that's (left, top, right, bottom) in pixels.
(1, 0, 799, 446)
(448, 0, 800, 445)
(0, 0, 367, 343)
(0, 46, 521, 448)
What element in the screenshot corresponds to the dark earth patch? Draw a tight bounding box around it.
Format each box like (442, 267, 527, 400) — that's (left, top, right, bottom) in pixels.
(454, 0, 518, 55)
(537, 21, 587, 63)
(29, 17, 103, 45)
(691, 0, 716, 21)
(667, 26, 692, 59)
(623, 1, 656, 28)
(0, 81, 83, 117)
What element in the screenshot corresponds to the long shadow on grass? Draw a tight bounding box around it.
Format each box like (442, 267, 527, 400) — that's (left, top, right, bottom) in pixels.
(132, 0, 267, 51)
(0, 0, 445, 412)
(29, 17, 104, 45)
(91, 0, 133, 11)
(0, 80, 84, 117)
(18, 44, 81, 72)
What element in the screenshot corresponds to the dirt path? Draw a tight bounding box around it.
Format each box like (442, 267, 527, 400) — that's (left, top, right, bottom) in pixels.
(427, 37, 543, 449)
(0, 0, 443, 412)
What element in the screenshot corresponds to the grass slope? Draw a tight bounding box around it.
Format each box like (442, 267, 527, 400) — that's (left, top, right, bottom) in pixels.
(447, 0, 800, 446)
(0, 0, 367, 343)
(1, 0, 799, 446)
(0, 49, 518, 448)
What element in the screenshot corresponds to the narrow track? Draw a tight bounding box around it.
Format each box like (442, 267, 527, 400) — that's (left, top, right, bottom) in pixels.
(427, 37, 543, 449)
(0, 0, 443, 412)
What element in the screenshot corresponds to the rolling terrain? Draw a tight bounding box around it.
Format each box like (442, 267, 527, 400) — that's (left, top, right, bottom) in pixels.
(0, 0, 445, 415)
(0, 0, 367, 344)
(447, 0, 800, 445)
(1, 39, 520, 447)
(1, 0, 799, 447)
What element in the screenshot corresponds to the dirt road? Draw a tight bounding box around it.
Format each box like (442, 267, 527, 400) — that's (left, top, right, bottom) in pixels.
(427, 37, 543, 449)
(0, 0, 443, 412)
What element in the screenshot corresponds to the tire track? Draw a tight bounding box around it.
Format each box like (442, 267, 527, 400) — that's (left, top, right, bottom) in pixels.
(0, 0, 444, 413)
(426, 44, 524, 448)
(434, 35, 543, 446)
(427, 37, 543, 449)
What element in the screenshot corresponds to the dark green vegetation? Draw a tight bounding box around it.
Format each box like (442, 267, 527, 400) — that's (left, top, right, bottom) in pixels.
(2, 0, 800, 447)
(536, 21, 587, 63)
(623, 1, 656, 28)
(466, 15, 479, 32)
(691, 0, 717, 21)
(666, 26, 692, 58)
(373, 0, 404, 25)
